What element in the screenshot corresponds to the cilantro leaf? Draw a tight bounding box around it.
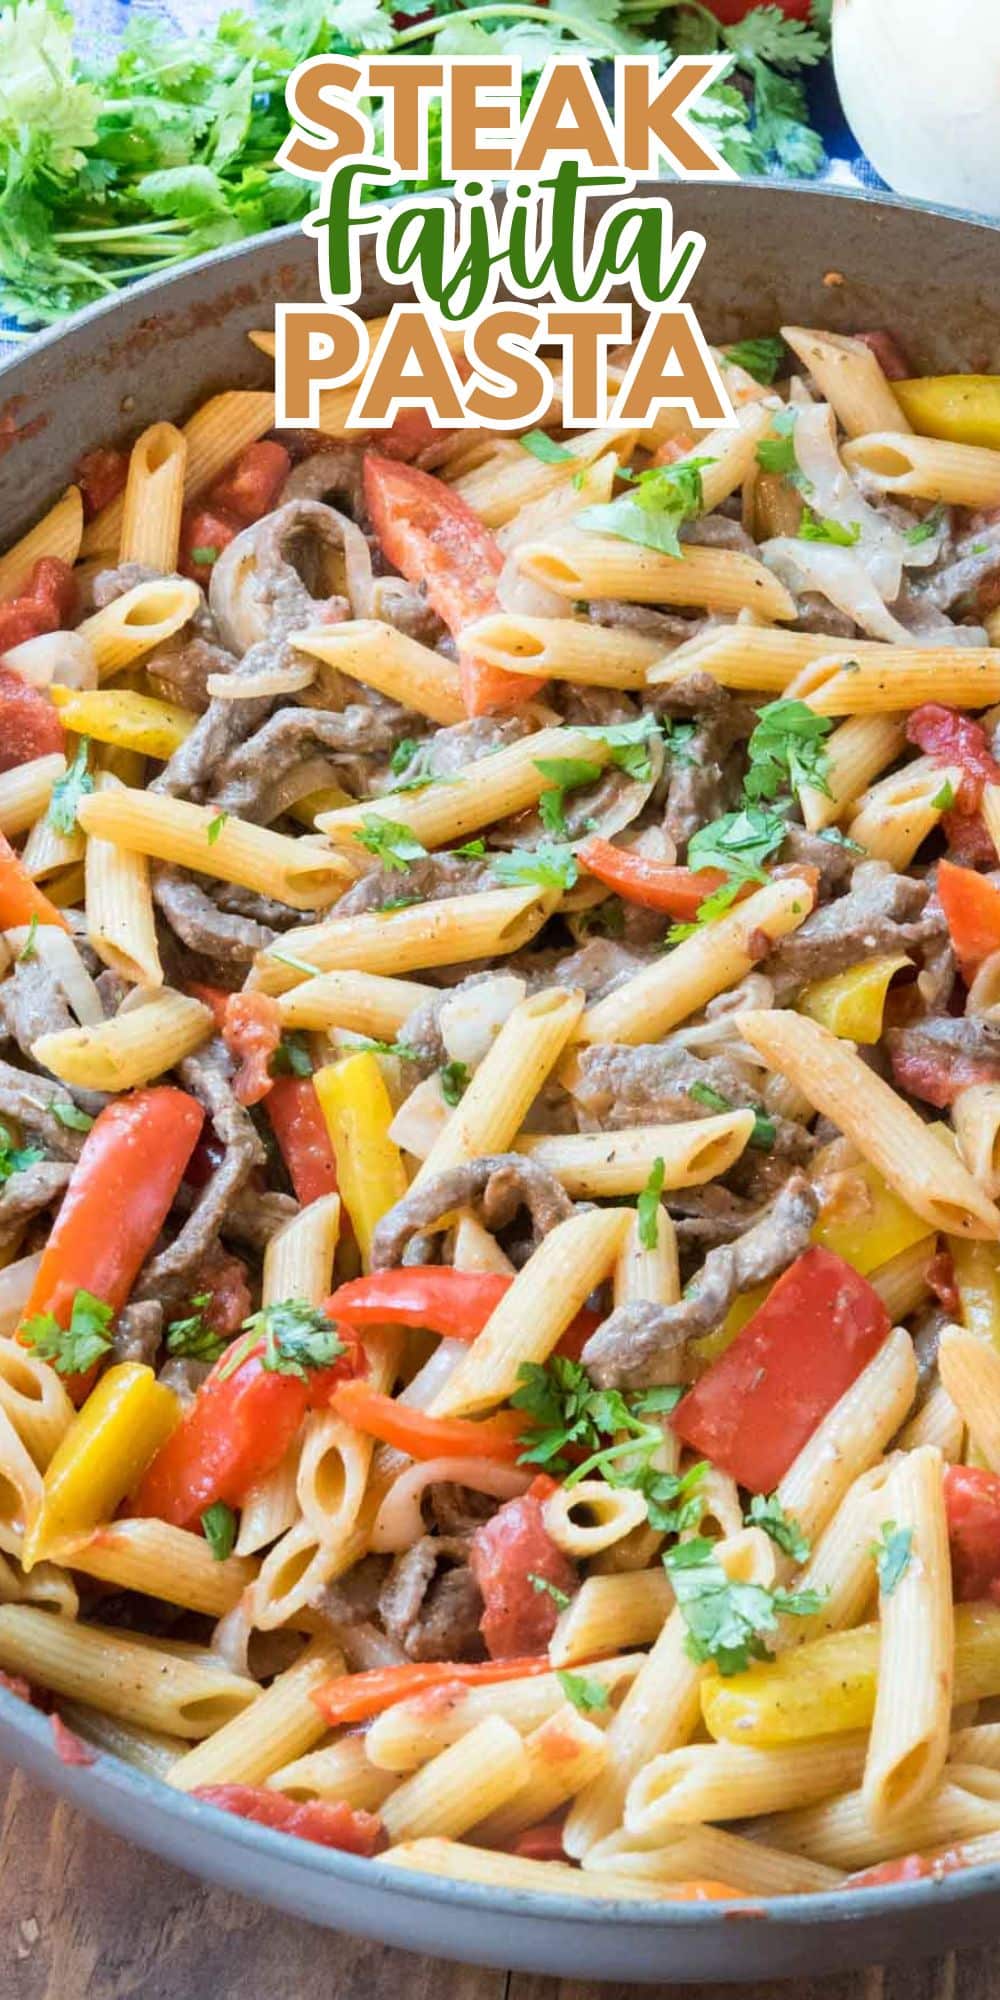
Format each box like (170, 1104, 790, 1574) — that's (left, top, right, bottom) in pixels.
(723, 337, 786, 385)
(932, 779, 956, 811)
(687, 806, 788, 885)
(688, 1081, 730, 1115)
(201, 1501, 237, 1562)
(20, 1288, 114, 1376)
(535, 756, 603, 837)
(0, 1119, 43, 1183)
(755, 406, 801, 479)
(557, 1670, 610, 1713)
(355, 815, 428, 872)
(355, 1035, 420, 1063)
(17, 915, 39, 962)
(52, 1100, 93, 1133)
(390, 738, 422, 776)
(439, 1059, 469, 1107)
(664, 1537, 824, 1675)
(577, 458, 715, 559)
(750, 1110, 776, 1152)
(798, 509, 861, 548)
(747, 1493, 811, 1564)
(206, 811, 228, 846)
(745, 699, 833, 803)
(520, 431, 572, 465)
(452, 838, 486, 858)
(905, 506, 944, 547)
(872, 1521, 913, 1597)
(269, 1033, 312, 1078)
(528, 1572, 571, 1610)
(219, 1299, 344, 1383)
(636, 1157, 665, 1250)
(166, 1294, 226, 1364)
(47, 738, 93, 835)
(490, 843, 578, 893)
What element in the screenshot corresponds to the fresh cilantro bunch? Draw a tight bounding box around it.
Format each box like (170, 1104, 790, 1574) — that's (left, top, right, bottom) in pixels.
(668, 0, 830, 177)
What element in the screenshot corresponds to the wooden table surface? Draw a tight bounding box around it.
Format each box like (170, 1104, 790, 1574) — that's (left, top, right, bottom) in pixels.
(2, 1757, 996, 2000)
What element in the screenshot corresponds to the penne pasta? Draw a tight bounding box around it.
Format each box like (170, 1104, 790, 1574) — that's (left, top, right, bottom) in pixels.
(516, 529, 798, 620)
(459, 614, 664, 690)
(0, 486, 83, 600)
(248, 886, 551, 996)
(118, 422, 187, 571)
(0, 1605, 258, 1737)
(289, 622, 466, 725)
(32, 988, 212, 1091)
(515, 1112, 754, 1197)
(75, 786, 352, 910)
(842, 431, 1000, 506)
(863, 1445, 953, 1825)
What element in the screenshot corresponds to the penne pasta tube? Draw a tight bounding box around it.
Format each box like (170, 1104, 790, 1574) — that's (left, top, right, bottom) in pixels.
(32, 988, 212, 1091)
(776, 1463, 888, 1650)
(868, 1236, 936, 1324)
(167, 1638, 344, 1791)
(549, 1568, 674, 1668)
(738, 1009, 1000, 1239)
(845, 755, 963, 868)
(380, 1716, 531, 1844)
(318, 724, 619, 854)
(364, 1654, 645, 1773)
(234, 1437, 302, 1559)
(863, 1445, 953, 1825)
(458, 614, 664, 690)
(614, 1203, 681, 1313)
(472, 1706, 608, 1846)
(626, 1733, 870, 1838)
(583, 1825, 843, 1896)
(0, 1257, 43, 1340)
(77, 578, 202, 679)
(953, 1085, 1000, 1199)
(787, 647, 1000, 716)
(268, 1736, 398, 1811)
(543, 1481, 649, 1558)
(57, 1701, 185, 1780)
(411, 986, 584, 1189)
(85, 771, 162, 987)
(382, 1837, 692, 1901)
(289, 622, 465, 725)
(939, 1325, 1000, 1468)
(81, 391, 276, 556)
(646, 625, 895, 695)
(752, 1771, 1000, 1873)
(781, 328, 910, 437)
(516, 530, 798, 621)
(262, 1195, 340, 1309)
(800, 714, 909, 832)
(0, 755, 65, 838)
(515, 1113, 754, 1198)
(0, 1336, 74, 1469)
(842, 431, 1000, 505)
(563, 1528, 775, 1858)
(0, 1406, 44, 1548)
(0, 1605, 258, 1737)
(775, 1328, 918, 1552)
(578, 876, 815, 1047)
(75, 787, 352, 911)
(276, 968, 435, 1035)
(897, 1381, 965, 1460)
(118, 422, 187, 571)
(980, 783, 1000, 858)
(63, 1518, 256, 1618)
(453, 428, 633, 528)
(0, 485, 83, 599)
(430, 1206, 631, 1419)
(249, 887, 551, 996)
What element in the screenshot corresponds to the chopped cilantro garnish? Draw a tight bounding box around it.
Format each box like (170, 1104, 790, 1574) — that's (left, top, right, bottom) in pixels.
(20, 1288, 113, 1376)
(269, 1033, 312, 1078)
(755, 407, 809, 489)
(166, 1294, 226, 1364)
(201, 1501, 237, 1561)
(52, 1101, 93, 1133)
(206, 812, 228, 846)
(355, 815, 428, 872)
(747, 1493, 811, 1564)
(797, 509, 861, 547)
(535, 756, 603, 837)
(745, 699, 833, 803)
(17, 916, 39, 962)
(723, 336, 786, 385)
(636, 1157, 665, 1250)
(932, 779, 956, 811)
(491, 843, 578, 893)
(0, 1120, 43, 1183)
(355, 1036, 420, 1063)
(528, 1572, 571, 1610)
(520, 430, 572, 465)
(47, 738, 94, 836)
(218, 1299, 344, 1383)
(452, 838, 487, 858)
(872, 1521, 913, 1597)
(190, 546, 219, 566)
(904, 507, 944, 547)
(557, 1670, 610, 1713)
(576, 457, 715, 559)
(687, 806, 788, 889)
(390, 738, 422, 776)
(664, 1536, 824, 1675)
(688, 1081, 730, 1115)
(439, 1059, 470, 1107)
(512, 1357, 700, 1534)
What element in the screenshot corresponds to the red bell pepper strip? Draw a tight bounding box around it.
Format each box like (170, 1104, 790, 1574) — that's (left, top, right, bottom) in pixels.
(311, 1655, 555, 1728)
(20, 1086, 204, 1401)
(944, 1465, 1000, 1603)
(937, 858, 1000, 981)
(577, 837, 742, 919)
(671, 1247, 891, 1492)
(331, 1378, 526, 1463)
(0, 832, 69, 932)
(266, 1076, 339, 1206)
(133, 1332, 351, 1526)
(842, 1851, 965, 1890)
(324, 1266, 599, 1359)
(362, 453, 540, 716)
(192, 1785, 384, 1855)
(906, 703, 1000, 812)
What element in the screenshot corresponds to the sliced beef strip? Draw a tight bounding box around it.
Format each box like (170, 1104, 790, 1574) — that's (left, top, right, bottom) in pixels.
(207, 703, 410, 823)
(370, 576, 447, 649)
(426, 1484, 499, 1537)
(371, 1155, 573, 1270)
(588, 601, 700, 647)
(398, 715, 532, 785)
(222, 1188, 298, 1254)
(665, 1184, 767, 1252)
(582, 1172, 819, 1388)
(280, 446, 367, 520)
(0, 1059, 88, 1159)
(112, 1299, 164, 1367)
(764, 861, 944, 1002)
(888, 1014, 1000, 1109)
(91, 561, 161, 608)
(212, 884, 307, 930)
(0, 960, 77, 1061)
(780, 824, 857, 896)
(157, 1356, 213, 1405)
(151, 642, 290, 803)
(795, 595, 859, 639)
(569, 1041, 814, 1159)
(0, 1160, 72, 1250)
(918, 521, 1000, 611)
(134, 1043, 264, 1310)
(332, 853, 493, 919)
(153, 866, 275, 971)
(378, 1536, 484, 1663)
(681, 515, 758, 556)
(546, 940, 657, 1004)
(146, 631, 239, 715)
(311, 1555, 389, 1629)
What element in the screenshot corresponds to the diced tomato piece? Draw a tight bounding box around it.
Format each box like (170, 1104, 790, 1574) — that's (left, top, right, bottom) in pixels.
(943, 807, 997, 869)
(192, 1784, 385, 1855)
(75, 446, 128, 519)
(944, 1465, 1000, 1603)
(0, 1670, 32, 1703)
(853, 329, 911, 380)
(937, 859, 1000, 980)
(222, 992, 283, 1106)
(469, 1492, 578, 1659)
(378, 409, 461, 462)
(843, 1850, 964, 1890)
(265, 1076, 338, 1206)
(0, 557, 78, 661)
(511, 1819, 568, 1861)
(924, 1248, 959, 1314)
(194, 1247, 252, 1340)
(50, 1713, 96, 1765)
(907, 704, 1000, 812)
(179, 506, 240, 584)
(889, 1035, 1000, 1109)
(0, 668, 64, 770)
(208, 442, 291, 524)
(672, 1248, 890, 1493)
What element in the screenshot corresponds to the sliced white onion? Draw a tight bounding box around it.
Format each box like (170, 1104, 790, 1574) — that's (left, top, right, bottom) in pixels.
(371, 1456, 532, 1554)
(2, 631, 97, 691)
(761, 538, 913, 643)
(398, 1337, 467, 1413)
(206, 658, 315, 700)
(336, 1621, 407, 1671)
(4, 922, 104, 1025)
(439, 972, 527, 1069)
(389, 1074, 451, 1162)
(0, 1253, 42, 1335)
(210, 1599, 254, 1679)
(793, 403, 906, 600)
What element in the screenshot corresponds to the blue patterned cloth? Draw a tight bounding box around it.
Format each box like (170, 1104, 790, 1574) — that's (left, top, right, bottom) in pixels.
(0, 5, 887, 359)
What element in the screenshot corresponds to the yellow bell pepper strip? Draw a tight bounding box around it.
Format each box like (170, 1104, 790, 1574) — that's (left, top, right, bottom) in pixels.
(893, 376, 1000, 450)
(951, 1238, 1000, 1351)
(22, 1363, 179, 1568)
(49, 685, 195, 761)
(798, 955, 910, 1045)
(701, 1602, 1000, 1748)
(313, 1052, 407, 1270)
